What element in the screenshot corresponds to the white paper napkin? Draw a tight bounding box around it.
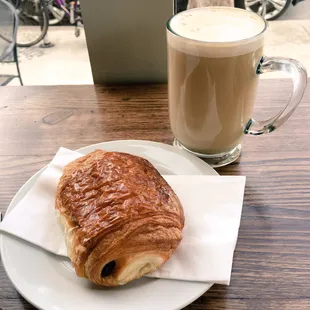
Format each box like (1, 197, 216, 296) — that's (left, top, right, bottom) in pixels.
(0, 148, 246, 285)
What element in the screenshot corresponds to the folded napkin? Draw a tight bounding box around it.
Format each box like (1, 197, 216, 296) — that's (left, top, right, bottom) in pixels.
(0, 148, 246, 285)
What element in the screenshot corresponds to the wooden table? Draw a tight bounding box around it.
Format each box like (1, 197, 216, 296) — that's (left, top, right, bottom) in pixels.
(1, 79, 310, 310)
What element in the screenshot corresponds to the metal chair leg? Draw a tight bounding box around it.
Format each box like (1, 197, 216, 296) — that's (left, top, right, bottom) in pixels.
(14, 45, 23, 85)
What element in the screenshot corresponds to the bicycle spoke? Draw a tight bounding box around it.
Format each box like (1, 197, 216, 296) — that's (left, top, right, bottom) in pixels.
(48, 5, 64, 20)
(247, 0, 261, 5)
(262, 2, 267, 16)
(269, 0, 286, 5)
(267, 0, 286, 11)
(257, 2, 267, 16)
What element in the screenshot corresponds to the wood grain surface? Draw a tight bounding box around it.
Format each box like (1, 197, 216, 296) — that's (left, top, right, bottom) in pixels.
(0, 79, 310, 310)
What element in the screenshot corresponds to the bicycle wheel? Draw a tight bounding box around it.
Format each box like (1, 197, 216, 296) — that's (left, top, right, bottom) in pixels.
(244, 0, 291, 20)
(32, 0, 66, 26)
(16, 0, 49, 47)
(46, 1, 66, 25)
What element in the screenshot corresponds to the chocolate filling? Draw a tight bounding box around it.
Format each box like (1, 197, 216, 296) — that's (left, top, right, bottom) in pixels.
(101, 260, 116, 278)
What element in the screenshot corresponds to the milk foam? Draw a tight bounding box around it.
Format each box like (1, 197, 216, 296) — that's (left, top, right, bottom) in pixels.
(167, 7, 266, 58)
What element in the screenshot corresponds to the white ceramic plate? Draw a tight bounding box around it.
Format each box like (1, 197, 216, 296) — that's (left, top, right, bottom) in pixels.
(1, 140, 218, 310)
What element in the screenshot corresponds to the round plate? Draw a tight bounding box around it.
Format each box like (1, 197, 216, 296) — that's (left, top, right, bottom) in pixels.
(1, 140, 218, 310)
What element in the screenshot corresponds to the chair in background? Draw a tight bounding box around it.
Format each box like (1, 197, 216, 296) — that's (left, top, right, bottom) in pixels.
(0, 0, 23, 86)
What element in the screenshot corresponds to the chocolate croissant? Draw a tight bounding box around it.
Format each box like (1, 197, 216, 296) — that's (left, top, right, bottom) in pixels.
(55, 150, 184, 286)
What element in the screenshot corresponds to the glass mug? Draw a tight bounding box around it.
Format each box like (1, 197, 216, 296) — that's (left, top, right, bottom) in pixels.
(167, 7, 307, 167)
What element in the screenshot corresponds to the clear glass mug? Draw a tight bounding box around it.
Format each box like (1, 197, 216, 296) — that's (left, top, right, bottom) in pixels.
(167, 7, 307, 167)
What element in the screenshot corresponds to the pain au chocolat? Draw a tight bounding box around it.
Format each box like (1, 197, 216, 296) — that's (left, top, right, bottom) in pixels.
(55, 150, 184, 286)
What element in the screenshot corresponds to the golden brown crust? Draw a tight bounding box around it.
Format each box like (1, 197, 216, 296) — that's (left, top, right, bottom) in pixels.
(55, 150, 184, 286)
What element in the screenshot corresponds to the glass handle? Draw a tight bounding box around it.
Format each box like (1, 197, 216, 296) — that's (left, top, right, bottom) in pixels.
(244, 56, 308, 135)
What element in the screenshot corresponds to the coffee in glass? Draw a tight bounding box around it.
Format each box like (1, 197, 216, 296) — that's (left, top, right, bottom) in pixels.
(167, 7, 307, 167)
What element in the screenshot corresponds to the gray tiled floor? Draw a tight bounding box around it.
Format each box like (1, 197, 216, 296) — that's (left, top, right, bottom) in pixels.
(2, 27, 93, 86)
(2, 19, 310, 86)
(279, 0, 310, 20)
(264, 20, 310, 78)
